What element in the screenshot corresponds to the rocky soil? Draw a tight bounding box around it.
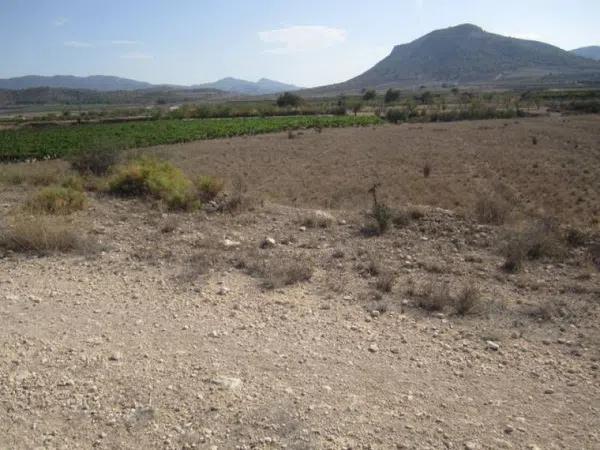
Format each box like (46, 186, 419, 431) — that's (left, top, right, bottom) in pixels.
(1, 187, 599, 449)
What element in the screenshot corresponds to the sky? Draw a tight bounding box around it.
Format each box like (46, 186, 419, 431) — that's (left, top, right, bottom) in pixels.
(1, 0, 599, 87)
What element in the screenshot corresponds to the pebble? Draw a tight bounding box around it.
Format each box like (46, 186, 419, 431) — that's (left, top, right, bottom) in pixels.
(108, 352, 122, 361)
(260, 237, 276, 249)
(487, 341, 500, 351)
(368, 344, 379, 353)
(217, 286, 230, 296)
(211, 376, 242, 391)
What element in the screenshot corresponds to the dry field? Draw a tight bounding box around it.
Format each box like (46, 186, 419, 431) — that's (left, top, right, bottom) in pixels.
(151, 115, 600, 227)
(1, 115, 599, 449)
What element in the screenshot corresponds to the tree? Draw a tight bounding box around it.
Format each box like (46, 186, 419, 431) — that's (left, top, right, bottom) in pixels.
(352, 103, 362, 116)
(384, 88, 400, 104)
(418, 91, 433, 104)
(362, 90, 376, 101)
(276, 92, 302, 108)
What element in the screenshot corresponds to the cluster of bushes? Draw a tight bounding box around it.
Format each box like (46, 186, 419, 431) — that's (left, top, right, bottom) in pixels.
(386, 105, 525, 124)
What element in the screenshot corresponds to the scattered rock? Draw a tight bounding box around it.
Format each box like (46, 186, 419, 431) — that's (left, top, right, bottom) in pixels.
(211, 376, 242, 391)
(487, 341, 500, 351)
(260, 237, 276, 249)
(368, 344, 379, 353)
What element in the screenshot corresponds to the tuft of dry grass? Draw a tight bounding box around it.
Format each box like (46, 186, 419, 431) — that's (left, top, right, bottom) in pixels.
(196, 175, 224, 203)
(375, 270, 395, 293)
(237, 252, 313, 289)
(416, 280, 453, 312)
(0, 161, 70, 186)
(25, 186, 87, 215)
(501, 217, 568, 272)
(0, 216, 94, 255)
(454, 283, 481, 315)
(474, 192, 511, 225)
(300, 210, 334, 228)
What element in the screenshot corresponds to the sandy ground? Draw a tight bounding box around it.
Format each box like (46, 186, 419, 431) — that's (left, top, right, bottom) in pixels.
(1, 116, 600, 449)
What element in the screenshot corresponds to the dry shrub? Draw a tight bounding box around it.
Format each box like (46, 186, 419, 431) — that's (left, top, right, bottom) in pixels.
(160, 216, 179, 233)
(261, 257, 313, 289)
(0, 216, 93, 255)
(69, 145, 120, 176)
(416, 280, 452, 311)
(392, 209, 411, 228)
(25, 186, 87, 215)
(219, 175, 256, 213)
(474, 192, 511, 225)
(565, 228, 587, 247)
(502, 218, 567, 272)
(301, 210, 334, 228)
(423, 162, 431, 178)
(196, 175, 224, 202)
(238, 253, 313, 289)
(0, 161, 69, 186)
(454, 283, 480, 315)
(376, 270, 395, 293)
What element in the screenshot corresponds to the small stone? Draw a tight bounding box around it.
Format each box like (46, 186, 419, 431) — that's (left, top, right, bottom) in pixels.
(464, 442, 480, 450)
(368, 344, 379, 353)
(544, 388, 555, 394)
(223, 239, 240, 248)
(211, 376, 242, 391)
(370, 310, 380, 318)
(108, 352, 122, 361)
(299, 226, 307, 232)
(217, 286, 230, 296)
(260, 237, 277, 249)
(487, 341, 500, 351)
(504, 424, 514, 434)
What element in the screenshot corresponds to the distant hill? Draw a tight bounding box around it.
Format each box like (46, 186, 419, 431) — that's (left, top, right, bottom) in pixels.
(571, 46, 600, 61)
(308, 24, 600, 93)
(194, 77, 301, 95)
(0, 75, 154, 91)
(0, 86, 229, 107)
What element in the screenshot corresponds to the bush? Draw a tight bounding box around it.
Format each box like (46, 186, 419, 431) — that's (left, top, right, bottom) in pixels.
(386, 108, 408, 124)
(69, 145, 120, 176)
(301, 210, 334, 228)
(25, 186, 86, 215)
(384, 89, 400, 104)
(372, 202, 392, 235)
(502, 218, 567, 272)
(109, 157, 197, 210)
(376, 271, 395, 293)
(416, 280, 452, 312)
(423, 163, 431, 178)
(362, 90, 376, 101)
(0, 216, 93, 255)
(276, 92, 302, 108)
(0, 161, 67, 186)
(454, 283, 480, 315)
(474, 193, 511, 225)
(196, 175, 224, 203)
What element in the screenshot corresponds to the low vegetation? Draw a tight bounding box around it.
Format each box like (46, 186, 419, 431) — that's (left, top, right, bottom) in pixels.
(25, 185, 87, 215)
(0, 216, 91, 255)
(502, 218, 567, 272)
(0, 115, 381, 161)
(109, 157, 198, 210)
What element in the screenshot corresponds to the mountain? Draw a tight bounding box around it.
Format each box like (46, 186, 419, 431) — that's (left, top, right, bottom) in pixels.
(194, 77, 301, 95)
(571, 46, 600, 61)
(0, 75, 154, 91)
(310, 24, 600, 93)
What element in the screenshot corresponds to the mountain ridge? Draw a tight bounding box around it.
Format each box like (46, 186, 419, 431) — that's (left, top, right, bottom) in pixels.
(0, 75, 301, 95)
(571, 46, 600, 61)
(305, 24, 600, 94)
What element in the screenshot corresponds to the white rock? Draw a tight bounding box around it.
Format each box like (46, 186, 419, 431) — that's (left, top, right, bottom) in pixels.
(486, 341, 500, 351)
(211, 376, 242, 391)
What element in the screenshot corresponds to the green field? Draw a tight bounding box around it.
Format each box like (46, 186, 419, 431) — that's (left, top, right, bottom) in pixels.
(0, 115, 381, 161)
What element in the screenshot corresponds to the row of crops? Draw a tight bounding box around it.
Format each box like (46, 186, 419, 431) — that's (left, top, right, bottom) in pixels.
(0, 115, 381, 161)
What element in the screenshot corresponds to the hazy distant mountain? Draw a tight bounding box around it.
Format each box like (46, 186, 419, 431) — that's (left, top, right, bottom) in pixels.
(0, 75, 154, 91)
(194, 77, 301, 95)
(571, 46, 600, 61)
(309, 24, 600, 93)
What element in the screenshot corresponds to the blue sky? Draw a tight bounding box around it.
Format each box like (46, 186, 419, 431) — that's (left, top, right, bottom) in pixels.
(1, 0, 599, 87)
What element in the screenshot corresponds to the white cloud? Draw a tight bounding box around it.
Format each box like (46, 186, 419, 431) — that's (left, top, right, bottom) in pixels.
(120, 52, 153, 60)
(53, 17, 69, 27)
(110, 40, 141, 46)
(258, 25, 347, 54)
(64, 41, 93, 48)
